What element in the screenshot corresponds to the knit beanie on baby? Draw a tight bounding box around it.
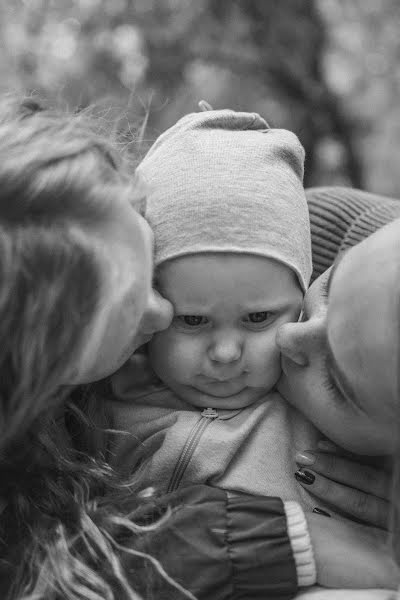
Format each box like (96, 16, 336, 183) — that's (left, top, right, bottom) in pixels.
(135, 109, 312, 292)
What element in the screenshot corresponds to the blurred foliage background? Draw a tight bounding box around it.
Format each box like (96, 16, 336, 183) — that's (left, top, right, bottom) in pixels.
(1, 0, 400, 193)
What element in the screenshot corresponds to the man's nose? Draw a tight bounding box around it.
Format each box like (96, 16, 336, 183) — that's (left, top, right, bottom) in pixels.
(276, 322, 311, 367)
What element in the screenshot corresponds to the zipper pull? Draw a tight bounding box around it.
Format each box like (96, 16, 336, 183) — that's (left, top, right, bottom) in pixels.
(201, 407, 218, 418)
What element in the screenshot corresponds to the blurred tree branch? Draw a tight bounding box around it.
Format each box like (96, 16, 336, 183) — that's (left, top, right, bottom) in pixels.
(201, 0, 363, 186)
(129, 0, 363, 186)
(0, 0, 369, 188)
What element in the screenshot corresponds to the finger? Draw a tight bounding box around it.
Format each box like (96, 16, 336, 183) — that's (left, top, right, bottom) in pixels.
(317, 439, 375, 462)
(317, 439, 341, 453)
(317, 440, 392, 471)
(295, 451, 391, 500)
(295, 469, 389, 529)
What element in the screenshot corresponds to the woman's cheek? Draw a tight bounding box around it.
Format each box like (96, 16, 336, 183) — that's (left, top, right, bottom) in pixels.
(166, 334, 192, 367)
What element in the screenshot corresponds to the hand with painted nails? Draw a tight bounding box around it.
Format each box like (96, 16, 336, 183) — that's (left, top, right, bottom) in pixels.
(295, 441, 391, 529)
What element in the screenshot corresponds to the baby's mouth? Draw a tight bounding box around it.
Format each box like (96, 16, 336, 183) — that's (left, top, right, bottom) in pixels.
(196, 374, 246, 397)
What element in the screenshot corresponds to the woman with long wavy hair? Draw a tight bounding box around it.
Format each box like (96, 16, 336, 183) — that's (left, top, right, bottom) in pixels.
(0, 96, 184, 599)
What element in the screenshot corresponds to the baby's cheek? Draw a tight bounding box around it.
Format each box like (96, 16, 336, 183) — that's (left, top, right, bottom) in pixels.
(249, 332, 281, 378)
(157, 333, 202, 381)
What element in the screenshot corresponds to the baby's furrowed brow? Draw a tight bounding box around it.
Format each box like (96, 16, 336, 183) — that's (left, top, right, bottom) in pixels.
(174, 306, 206, 314)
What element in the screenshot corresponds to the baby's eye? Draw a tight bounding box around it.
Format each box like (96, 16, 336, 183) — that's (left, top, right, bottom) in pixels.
(242, 311, 276, 329)
(177, 315, 208, 327)
(247, 311, 270, 323)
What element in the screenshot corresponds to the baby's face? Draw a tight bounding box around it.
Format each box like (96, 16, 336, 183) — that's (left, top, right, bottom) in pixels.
(148, 253, 302, 409)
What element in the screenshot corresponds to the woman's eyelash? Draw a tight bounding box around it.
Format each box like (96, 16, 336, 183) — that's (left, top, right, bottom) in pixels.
(322, 354, 346, 404)
(321, 368, 341, 399)
(322, 371, 337, 394)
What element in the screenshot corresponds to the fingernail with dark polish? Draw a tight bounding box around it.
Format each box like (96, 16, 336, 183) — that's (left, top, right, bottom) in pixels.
(295, 469, 315, 485)
(312, 507, 331, 517)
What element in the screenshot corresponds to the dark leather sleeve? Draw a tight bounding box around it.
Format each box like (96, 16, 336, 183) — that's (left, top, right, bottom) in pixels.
(129, 484, 297, 600)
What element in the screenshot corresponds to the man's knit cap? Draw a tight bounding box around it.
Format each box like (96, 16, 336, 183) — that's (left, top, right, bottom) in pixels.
(135, 109, 312, 292)
(306, 187, 400, 281)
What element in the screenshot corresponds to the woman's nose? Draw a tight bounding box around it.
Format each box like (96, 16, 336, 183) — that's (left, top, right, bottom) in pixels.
(208, 333, 242, 364)
(276, 322, 309, 367)
(141, 289, 173, 335)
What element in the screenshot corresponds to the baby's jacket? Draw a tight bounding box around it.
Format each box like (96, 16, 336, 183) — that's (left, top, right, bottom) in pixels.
(109, 353, 330, 514)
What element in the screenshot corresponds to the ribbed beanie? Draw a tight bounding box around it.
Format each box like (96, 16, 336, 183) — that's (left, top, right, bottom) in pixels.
(306, 186, 400, 281)
(135, 109, 312, 292)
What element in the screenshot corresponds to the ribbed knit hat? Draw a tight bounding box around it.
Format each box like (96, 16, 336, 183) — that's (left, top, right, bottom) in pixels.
(136, 109, 312, 292)
(306, 186, 400, 281)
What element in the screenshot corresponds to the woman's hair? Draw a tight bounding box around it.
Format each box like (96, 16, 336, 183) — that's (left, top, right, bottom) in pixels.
(0, 94, 143, 438)
(0, 97, 192, 600)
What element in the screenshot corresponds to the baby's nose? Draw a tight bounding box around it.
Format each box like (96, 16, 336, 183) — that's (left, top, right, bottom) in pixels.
(208, 332, 242, 363)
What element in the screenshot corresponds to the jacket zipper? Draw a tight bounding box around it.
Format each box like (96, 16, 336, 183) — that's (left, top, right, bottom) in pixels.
(167, 408, 219, 493)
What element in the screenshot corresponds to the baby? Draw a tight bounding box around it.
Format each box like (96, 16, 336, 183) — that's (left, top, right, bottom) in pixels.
(111, 109, 322, 508)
